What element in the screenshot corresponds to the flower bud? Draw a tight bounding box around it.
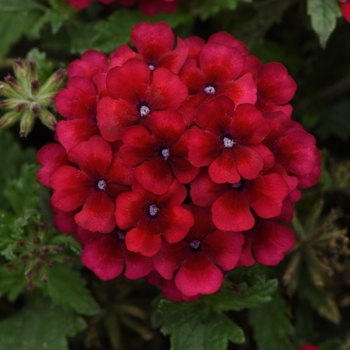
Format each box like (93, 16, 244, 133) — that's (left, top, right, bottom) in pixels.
(0, 110, 21, 129)
(19, 109, 35, 137)
(39, 108, 57, 130)
(38, 68, 66, 98)
(13, 59, 32, 90)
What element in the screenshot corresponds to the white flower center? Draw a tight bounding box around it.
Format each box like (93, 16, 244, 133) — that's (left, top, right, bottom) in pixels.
(140, 105, 151, 117)
(189, 239, 201, 250)
(149, 204, 159, 217)
(117, 231, 125, 241)
(223, 136, 235, 148)
(148, 64, 155, 71)
(204, 85, 216, 95)
(97, 179, 107, 191)
(231, 181, 242, 189)
(161, 148, 170, 160)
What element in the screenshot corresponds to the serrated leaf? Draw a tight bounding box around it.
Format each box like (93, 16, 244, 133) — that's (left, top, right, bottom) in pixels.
(307, 0, 341, 48)
(4, 164, 40, 215)
(0, 297, 86, 350)
(204, 278, 278, 312)
(0, 266, 27, 301)
(249, 289, 294, 350)
(156, 300, 245, 350)
(46, 265, 100, 316)
(51, 235, 82, 255)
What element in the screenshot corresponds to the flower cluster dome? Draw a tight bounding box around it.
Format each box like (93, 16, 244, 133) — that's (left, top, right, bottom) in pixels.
(37, 22, 321, 301)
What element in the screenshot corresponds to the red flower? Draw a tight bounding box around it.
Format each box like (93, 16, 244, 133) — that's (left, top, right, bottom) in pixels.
(238, 219, 295, 267)
(138, 0, 179, 16)
(78, 227, 153, 280)
(54, 77, 100, 151)
(297, 345, 321, 350)
(153, 205, 243, 296)
(115, 179, 194, 257)
(179, 41, 256, 124)
(67, 50, 108, 81)
(119, 110, 199, 195)
(129, 22, 189, 74)
(190, 169, 289, 231)
(256, 63, 297, 118)
(97, 59, 188, 141)
(188, 96, 272, 184)
(50, 136, 133, 233)
(37, 143, 69, 188)
(340, 0, 350, 22)
(64, 0, 93, 9)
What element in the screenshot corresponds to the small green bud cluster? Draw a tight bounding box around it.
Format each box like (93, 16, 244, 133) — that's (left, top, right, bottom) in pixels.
(0, 58, 66, 137)
(5, 217, 74, 290)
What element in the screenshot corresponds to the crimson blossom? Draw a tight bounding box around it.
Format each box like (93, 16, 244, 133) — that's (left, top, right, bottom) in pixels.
(63, 0, 178, 15)
(37, 21, 321, 301)
(340, 0, 350, 22)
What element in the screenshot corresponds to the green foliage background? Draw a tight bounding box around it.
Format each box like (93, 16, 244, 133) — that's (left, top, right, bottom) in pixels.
(0, 0, 350, 349)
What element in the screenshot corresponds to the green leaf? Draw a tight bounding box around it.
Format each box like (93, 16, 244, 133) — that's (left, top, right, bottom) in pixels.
(0, 0, 44, 58)
(155, 300, 245, 350)
(4, 164, 40, 215)
(307, 0, 341, 48)
(0, 297, 86, 350)
(0, 130, 36, 210)
(0, 266, 27, 301)
(70, 9, 192, 54)
(46, 265, 100, 316)
(26, 49, 55, 82)
(249, 288, 295, 350)
(70, 9, 144, 54)
(204, 278, 278, 312)
(198, 0, 252, 20)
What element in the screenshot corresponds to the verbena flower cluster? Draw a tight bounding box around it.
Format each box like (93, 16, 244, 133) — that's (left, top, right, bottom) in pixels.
(64, 0, 178, 15)
(37, 22, 321, 302)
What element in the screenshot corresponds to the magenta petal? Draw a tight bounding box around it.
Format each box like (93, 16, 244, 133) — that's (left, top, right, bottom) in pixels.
(246, 174, 289, 219)
(234, 146, 264, 180)
(212, 190, 255, 231)
(208, 149, 241, 184)
(153, 240, 189, 279)
(37, 143, 68, 187)
(202, 230, 244, 270)
(51, 166, 93, 211)
(195, 95, 234, 135)
(175, 253, 224, 296)
(106, 59, 150, 102)
(135, 158, 173, 195)
(56, 119, 99, 152)
(97, 96, 140, 142)
(54, 77, 97, 120)
(219, 73, 257, 106)
(124, 250, 154, 279)
(157, 206, 194, 243)
(199, 43, 244, 82)
(75, 191, 116, 233)
(148, 68, 188, 110)
(125, 227, 162, 257)
(188, 127, 222, 167)
(115, 191, 147, 229)
(190, 169, 229, 207)
(131, 22, 174, 60)
(68, 135, 112, 180)
(81, 235, 124, 280)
